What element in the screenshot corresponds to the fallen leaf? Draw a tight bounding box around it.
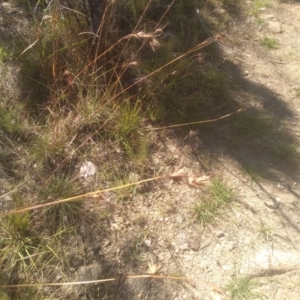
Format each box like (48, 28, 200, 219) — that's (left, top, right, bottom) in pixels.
(170, 168, 186, 184)
(188, 175, 210, 187)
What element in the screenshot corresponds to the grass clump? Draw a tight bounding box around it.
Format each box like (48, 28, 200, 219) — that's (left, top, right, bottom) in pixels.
(241, 163, 269, 184)
(257, 221, 273, 241)
(194, 178, 234, 225)
(0, 212, 40, 275)
(232, 112, 277, 142)
(272, 144, 300, 164)
(224, 277, 262, 299)
(260, 37, 278, 50)
(249, 0, 272, 16)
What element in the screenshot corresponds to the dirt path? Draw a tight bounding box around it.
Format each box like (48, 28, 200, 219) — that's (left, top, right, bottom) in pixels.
(126, 1, 300, 299)
(177, 1, 300, 298)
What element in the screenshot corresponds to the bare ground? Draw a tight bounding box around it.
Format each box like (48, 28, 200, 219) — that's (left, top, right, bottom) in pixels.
(105, 1, 300, 299)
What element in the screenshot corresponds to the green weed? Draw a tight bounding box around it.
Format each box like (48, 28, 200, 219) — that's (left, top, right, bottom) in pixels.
(0, 46, 8, 62)
(260, 37, 278, 50)
(209, 178, 234, 206)
(0, 102, 30, 140)
(249, 0, 272, 16)
(257, 221, 273, 242)
(0, 212, 40, 275)
(194, 200, 218, 225)
(194, 178, 233, 225)
(224, 277, 262, 299)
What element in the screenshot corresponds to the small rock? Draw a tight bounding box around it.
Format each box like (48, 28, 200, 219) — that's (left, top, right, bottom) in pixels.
(75, 263, 103, 282)
(179, 243, 189, 251)
(277, 183, 284, 189)
(177, 231, 188, 250)
(73, 263, 103, 295)
(144, 239, 151, 247)
(240, 247, 300, 275)
(268, 20, 282, 33)
(227, 242, 236, 251)
(176, 215, 184, 223)
(242, 70, 249, 76)
(79, 161, 97, 177)
(189, 231, 201, 251)
(261, 14, 274, 20)
(264, 198, 280, 209)
(216, 231, 225, 238)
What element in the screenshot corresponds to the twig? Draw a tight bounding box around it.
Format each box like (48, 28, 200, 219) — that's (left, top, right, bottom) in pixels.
(0, 274, 188, 288)
(143, 109, 244, 131)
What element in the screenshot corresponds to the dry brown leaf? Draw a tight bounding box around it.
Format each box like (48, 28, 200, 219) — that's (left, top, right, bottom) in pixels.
(170, 168, 186, 178)
(188, 175, 210, 187)
(170, 168, 186, 184)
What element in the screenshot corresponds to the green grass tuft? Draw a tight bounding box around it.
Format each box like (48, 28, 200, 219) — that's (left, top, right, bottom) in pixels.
(224, 277, 262, 299)
(260, 37, 278, 50)
(273, 144, 300, 164)
(0, 212, 40, 275)
(249, 0, 272, 16)
(194, 178, 233, 225)
(232, 113, 277, 141)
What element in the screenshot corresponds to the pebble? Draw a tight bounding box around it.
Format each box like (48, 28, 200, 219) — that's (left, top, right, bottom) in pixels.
(264, 198, 280, 209)
(216, 231, 225, 238)
(268, 20, 282, 33)
(189, 231, 201, 251)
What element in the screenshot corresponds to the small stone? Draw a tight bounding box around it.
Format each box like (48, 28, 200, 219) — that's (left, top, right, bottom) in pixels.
(227, 242, 236, 251)
(75, 263, 103, 282)
(176, 215, 184, 223)
(79, 161, 97, 178)
(179, 243, 189, 251)
(189, 231, 201, 251)
(268, 20, 282, 33)
(216, 231, 225, 238)
(264, 198, 280, 209)
(277, 183, 284, 189)
(144, 239, 151, 247)
(242, 70, 249, 76)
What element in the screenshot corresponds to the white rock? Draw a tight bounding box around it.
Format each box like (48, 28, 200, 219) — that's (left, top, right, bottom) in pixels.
(79, 161, 97, 177)
(144, 239, 151, 247)
(240, 247, 300, 275)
